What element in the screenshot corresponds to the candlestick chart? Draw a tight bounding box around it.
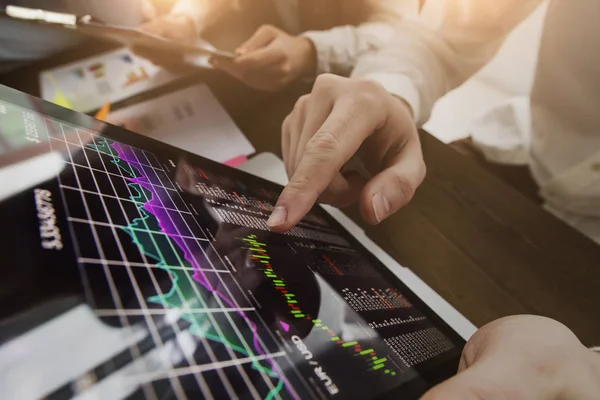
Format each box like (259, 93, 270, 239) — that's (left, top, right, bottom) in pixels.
(242, 234, 398, 376)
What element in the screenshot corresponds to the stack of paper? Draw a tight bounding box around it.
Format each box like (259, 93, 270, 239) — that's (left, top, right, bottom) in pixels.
(40, 48, 253, 166)
(107, 83, 255, 166)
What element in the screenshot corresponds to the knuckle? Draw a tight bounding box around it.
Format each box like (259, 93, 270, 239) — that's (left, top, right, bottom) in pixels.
(287, 174, 318, 198)
(280, 62, 292, 74)
(297, 94, 311, 106)
(354, 83, 384, 105)
(261, 24, 276, 34)
(344, 79, 385, 105)
(306, 130, 341, 157)
(282, 114, 292, 137)
(314, 73, 340, 92)
(293, 94, 310, 113)
(391, 172, 416, 202)
(356, 77, 384, 92)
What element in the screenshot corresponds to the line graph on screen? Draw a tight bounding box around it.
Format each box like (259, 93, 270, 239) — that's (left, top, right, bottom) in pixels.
(43, 117, 304, 400)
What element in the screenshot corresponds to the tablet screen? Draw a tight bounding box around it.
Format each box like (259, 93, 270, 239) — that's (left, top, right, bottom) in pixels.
(0, 85, 463, 400)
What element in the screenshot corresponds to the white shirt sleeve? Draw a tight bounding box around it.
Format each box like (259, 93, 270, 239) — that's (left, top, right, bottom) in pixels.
(352, 0, 543, 126)
(301, 0, 409, 77)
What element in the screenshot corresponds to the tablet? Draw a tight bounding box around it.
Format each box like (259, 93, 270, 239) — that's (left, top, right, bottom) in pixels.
(0, 84, 464, 400)
(2, 5, 234, 59)
(75, 21, 235, 59)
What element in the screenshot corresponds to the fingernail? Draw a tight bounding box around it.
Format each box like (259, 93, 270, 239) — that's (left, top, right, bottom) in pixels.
(236, 48, 245, 56)
(372, 193, 391, 224)
(267, 206, 287, 229)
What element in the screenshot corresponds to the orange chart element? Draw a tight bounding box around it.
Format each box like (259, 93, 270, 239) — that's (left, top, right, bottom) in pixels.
(123, 66, 150, 88)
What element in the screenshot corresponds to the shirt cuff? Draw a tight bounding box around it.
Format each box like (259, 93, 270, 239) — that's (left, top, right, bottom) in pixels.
(363, 72, 423, 125)
(301, 30, 334, 75)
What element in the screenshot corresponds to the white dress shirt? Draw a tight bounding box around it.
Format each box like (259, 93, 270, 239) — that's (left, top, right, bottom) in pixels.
(170, 0, 411, 76)
(353, 0, 600, 244)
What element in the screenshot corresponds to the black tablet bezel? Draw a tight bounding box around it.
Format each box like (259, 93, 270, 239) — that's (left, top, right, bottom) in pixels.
(0, 84, 465, 398)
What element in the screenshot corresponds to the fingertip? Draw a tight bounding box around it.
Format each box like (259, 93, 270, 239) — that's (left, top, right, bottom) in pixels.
(267, 206, 287, 230)
(359, 179, 412, 226)
(267, 206, 302, 233)
(372, 193, 391, 224)
(359, 156, 423, 225)
(358, 193, 381, 226)
(269, 180, 318, 232)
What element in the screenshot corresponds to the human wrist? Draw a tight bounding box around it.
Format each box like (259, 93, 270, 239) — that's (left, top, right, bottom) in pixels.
(392, 95, 415, 120)
(297, 36, 317, 78)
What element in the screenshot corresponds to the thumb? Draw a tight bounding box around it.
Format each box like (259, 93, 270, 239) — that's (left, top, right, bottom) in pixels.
(237, 25, 279, 55)
(421, 366, 493, 400)
(359, 136, 426, 225)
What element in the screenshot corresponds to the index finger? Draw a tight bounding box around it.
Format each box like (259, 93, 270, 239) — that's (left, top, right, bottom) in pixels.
(235, 43, 282, 69)
(237, 25, 279, 54)
(267, 101, 384, 232)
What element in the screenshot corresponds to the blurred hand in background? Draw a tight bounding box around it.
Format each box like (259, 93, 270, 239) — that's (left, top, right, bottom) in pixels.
(139, 14, 197, 43)
(132, 14, 198, 69)
(211, 25, 317, 92)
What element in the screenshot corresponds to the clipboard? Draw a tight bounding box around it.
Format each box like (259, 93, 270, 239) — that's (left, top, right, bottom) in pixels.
(1, 5, 235, 59)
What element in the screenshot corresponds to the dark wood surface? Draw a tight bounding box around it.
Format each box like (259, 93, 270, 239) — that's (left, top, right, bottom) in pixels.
(2, 43, 600, 345)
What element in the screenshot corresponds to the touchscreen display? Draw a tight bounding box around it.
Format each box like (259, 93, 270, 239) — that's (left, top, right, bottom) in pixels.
(0, 89, 463, 400)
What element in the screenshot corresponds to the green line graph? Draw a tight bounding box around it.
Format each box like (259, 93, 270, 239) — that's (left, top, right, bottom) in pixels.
(90, 139, 286, 399)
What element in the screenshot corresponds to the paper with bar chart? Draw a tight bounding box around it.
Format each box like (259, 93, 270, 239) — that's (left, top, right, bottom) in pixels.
(39, 48, 181, 113)
(0, 99, 461, 400)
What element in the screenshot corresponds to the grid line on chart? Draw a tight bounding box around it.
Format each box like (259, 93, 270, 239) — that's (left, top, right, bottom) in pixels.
(142, 150, 308, 399)
(124, 142, 266, 400)
(68, 217, 209, 242)
(78, 258, 230, 273)
(138, 351, 288, 383)
(75, 127, 192, 399)
(89, 131, 274, 399)
(65, 159, 179, 193)
(139, 149, 286, 391)
(49, 135, 153, 168)
(61, 184, 191, 214)
(94, 307, 258, 317)
(45, 118, 161, 400)
(46, 118, 302, 400)
(84, 129, 221, 399)
(97, 135, 240, 398)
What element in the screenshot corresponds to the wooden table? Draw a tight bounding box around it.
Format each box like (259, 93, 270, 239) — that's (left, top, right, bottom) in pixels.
(3, 42, 599, 345)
